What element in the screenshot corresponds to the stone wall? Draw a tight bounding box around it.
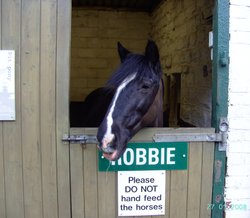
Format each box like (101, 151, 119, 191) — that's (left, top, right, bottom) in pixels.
(151, 0, 214, 126)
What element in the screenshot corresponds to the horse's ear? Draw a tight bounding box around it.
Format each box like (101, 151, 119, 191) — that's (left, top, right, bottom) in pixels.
(145, 40, 159, 66)
(117, 42, 130, 63)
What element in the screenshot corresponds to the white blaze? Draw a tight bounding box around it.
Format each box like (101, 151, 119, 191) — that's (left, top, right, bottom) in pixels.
(102, 73, 137, 146)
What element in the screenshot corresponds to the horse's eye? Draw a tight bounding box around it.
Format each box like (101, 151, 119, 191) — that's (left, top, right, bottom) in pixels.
(142, 84, 150, 89)
(141, 80, 152, 89)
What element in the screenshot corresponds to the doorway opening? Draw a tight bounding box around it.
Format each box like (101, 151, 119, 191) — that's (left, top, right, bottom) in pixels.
(70, 0, 214, 128)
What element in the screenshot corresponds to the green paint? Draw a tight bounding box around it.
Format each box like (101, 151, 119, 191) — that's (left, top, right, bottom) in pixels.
(98, 142, 188, 171)
(212, 0, 229, 217)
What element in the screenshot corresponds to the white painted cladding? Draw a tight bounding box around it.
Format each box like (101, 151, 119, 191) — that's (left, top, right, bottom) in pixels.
(225, 1, 250, 217)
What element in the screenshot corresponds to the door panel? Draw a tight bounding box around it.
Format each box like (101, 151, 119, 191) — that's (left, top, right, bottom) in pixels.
(70, 128, 214, 218)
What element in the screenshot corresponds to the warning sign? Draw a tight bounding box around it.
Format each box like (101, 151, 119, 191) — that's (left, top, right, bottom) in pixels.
(118, 171, 165, 216)
(0, 50, 15, 120)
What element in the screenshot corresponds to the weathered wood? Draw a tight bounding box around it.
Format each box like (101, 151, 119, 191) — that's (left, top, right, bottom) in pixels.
(164, 172, 171, 218)
(21, 0, 43, 217)
(0, 125, 5, 218)
(40, 0, 58, 217)
(70, 128, 85, 218)
(97, 171, 117, 217)
(56, 0, 72, 217)
(69, 128, 215, 218)
(0, 2, 5, 217)
(187, 142, 203, 218)
(1, 0, 73, 217)
(70, 143, 85, 218)
(200, 142, 214, 218)
(83, 144, 99, 217)
(1, 0, 24, 217)
(169, 170, 188, 217)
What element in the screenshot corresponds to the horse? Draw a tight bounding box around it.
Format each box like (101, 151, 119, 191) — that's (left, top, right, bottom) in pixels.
(97, 40, 163, 161)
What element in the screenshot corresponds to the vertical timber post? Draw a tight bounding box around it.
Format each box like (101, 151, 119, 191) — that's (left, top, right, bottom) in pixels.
(212, 0, 229, 217)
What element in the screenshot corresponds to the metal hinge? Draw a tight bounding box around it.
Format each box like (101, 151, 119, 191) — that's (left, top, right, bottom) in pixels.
(62, 134, 98, 144)
(153, 118, 228, 151)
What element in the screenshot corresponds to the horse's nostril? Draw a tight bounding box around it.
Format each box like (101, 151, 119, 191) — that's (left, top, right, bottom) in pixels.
(102, 145, 115, 154)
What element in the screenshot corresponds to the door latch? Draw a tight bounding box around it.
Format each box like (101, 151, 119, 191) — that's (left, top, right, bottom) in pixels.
(218, 117, 229, 151)
(62, 134, 98, 145)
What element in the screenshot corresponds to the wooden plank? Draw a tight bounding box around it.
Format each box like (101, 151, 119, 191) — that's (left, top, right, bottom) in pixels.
(56, 0, 71, 217)
(83, 128, 117, 217)
(70, 143, 85, 218)
(169, 170, 188, 218)
(21, 0, 43, 217)
(187, 142, 203, 218)
(40, 0, 58, 217)
(165, 171, 171, 218)
(200, 142, 214, 218)
(0, 2, 5, 217)
(97, 171, 117, 217)
(83, 143, 98, 217)
(2, 1, 24, 218)
(0, 126, 5, 218)
(84, 128, 117, 218)
(70, 129, 85, 218)
(3, 131, 24, 218)
(1, 0, 24, 218)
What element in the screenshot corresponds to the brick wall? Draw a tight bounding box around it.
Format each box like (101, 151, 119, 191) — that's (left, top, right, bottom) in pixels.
(225, 0, 250, 217)
(70, 8, 150, 101)
(151, 0, 214, 127)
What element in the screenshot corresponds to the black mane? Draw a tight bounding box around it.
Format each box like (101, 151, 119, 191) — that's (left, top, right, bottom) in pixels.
(106, 54, 160, 88)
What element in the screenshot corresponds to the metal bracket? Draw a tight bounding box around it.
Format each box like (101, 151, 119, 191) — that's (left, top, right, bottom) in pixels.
(62, 134, 98, 145)
(153, 132, 223, 143)
(153, 118, 228, 151)
(63, 118, 228, 151)
(218, 117, 229, 151)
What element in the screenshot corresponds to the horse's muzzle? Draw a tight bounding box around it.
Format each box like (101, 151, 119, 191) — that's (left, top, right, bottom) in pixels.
(99, 143, 115, 154)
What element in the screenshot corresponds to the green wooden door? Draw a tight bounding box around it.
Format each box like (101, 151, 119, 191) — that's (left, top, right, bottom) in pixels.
(211, 0, 229, 217)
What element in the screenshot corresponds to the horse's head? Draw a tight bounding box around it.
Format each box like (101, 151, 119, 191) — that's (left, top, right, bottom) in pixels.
(97, 40, 162, 161)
